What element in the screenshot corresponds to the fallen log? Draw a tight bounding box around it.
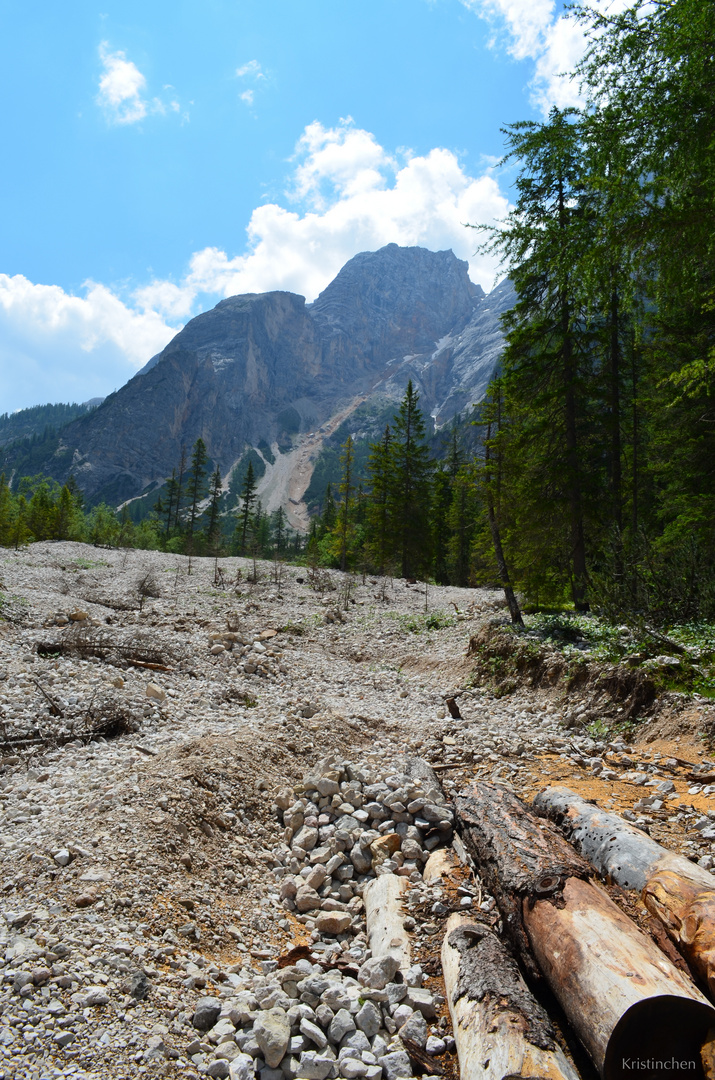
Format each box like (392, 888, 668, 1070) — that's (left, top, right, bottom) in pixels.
(455, 782, 715, 1079)
(422, 847, 459, 886)
(535, 785, 715, 996)
(441, 912, 579, 1080)
(454, 781, 592, 978)
(363, 873, 411, 974)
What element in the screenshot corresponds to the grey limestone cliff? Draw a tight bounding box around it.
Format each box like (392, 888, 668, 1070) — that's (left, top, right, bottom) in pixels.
(36, 244, 514, 505)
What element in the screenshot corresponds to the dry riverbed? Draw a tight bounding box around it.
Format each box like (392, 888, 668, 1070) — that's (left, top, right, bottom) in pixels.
(1, 542, 714, 1080)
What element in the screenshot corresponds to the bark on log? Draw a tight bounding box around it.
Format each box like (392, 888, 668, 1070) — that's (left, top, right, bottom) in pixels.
(363, 873, 411, 974)
(535, 786, 715, 996)
(423, 847, 459, 886)
(441, 913, 579, 1080)
(525, 875, 714, 1079)
(454, 781, 593, 978)
(533, 786, 715, 892)
(455, 782, 715, 1079)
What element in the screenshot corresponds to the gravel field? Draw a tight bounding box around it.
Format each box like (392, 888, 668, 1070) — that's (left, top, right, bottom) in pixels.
(1, 542, 714, 1080)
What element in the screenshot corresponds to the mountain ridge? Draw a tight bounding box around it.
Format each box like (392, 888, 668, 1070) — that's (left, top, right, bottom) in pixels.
(12, 244, 514, 515)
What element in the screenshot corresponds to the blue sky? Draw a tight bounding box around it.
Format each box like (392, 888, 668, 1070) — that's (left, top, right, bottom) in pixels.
(0, 0, 588, 413)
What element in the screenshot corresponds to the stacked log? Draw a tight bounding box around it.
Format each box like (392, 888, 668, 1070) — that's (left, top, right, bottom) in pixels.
(535, 785, 715, 998)
(454, 782, 715, 1079)
(441, 912, 580, 1080)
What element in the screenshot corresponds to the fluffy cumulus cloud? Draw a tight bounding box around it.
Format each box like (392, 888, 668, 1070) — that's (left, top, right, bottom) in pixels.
(461, 0, 638, 113)
(0, 275, 179, 411)
(2, 120, 511, 410)
(96, 42, 182, 125)
(139, 119, 511, 318)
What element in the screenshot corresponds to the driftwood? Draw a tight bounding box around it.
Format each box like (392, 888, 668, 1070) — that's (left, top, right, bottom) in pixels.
(535, 786, 715, 997)
(363, 873, 411, 974)
(441, 913, 579, 1080)
(455, 782, 715, 1079)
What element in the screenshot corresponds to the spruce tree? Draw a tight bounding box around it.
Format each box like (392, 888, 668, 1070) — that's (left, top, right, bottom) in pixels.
(337, 435, 355, 571)
(173, 446, 187, 535)
(205, 466, 223, 556)
(320, 484, 337, 536)
(478, 109, 593, 609)
(365, 425, 393, 575)
(390, 381, 432, 579)
(186, 438, 208, 567)
(237, 460, 257, 555)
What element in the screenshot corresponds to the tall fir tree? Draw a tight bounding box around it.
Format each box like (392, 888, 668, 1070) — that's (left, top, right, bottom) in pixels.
(389, 381, 432, 578)
(237, 460, 257, 555)
(185, 438, 208, 566)
(365, 425, 393, 575)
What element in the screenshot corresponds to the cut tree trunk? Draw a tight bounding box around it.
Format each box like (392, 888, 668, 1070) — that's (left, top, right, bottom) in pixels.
(441, 912, 580, 1080)
(363, 873, 411, 974)
(535, 785, 715, 997)
(454, 781, 592, 979)
(455, 782, 715, 1079)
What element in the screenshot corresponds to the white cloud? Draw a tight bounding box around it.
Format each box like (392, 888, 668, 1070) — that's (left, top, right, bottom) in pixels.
(236, 59, 266, 107)
(1, 119, 512, 411)
(137, 119, 511, 316)
(0, 275, 180, 412)
(97, 42, 148, 124)
(236, 60, 265, 79)
(96, 42, 186, 125)
(461, 0, 638, 113)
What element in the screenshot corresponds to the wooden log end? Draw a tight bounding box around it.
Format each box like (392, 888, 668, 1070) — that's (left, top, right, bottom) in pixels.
(605, 996, 715, 1080)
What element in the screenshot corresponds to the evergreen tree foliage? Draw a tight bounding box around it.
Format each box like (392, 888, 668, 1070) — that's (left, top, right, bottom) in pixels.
(389, 381, 432, 578)
(237, 459, 257, 555)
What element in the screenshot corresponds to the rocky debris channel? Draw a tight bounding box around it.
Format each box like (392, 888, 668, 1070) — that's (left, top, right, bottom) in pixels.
(1, 541, 715, 1079)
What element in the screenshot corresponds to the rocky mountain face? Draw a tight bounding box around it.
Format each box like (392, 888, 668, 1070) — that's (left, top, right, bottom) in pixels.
(35, 244, 514, 506)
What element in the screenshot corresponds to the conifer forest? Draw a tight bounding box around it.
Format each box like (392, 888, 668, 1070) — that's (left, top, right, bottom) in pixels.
(1, 0, 713, 630)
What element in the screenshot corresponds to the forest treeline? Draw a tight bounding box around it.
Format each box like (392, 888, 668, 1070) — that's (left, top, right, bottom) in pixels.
(1, 0, 712, 627)
(476, 0, 715, 624)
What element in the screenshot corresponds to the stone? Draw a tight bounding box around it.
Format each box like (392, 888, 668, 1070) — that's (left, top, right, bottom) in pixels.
(146, 682, 166, 701)
(316, 778, 340, 797)
(296, 1050, 334, 1080)
(399, 1010, 427, 1047)
(54, 1031, 76, 1047)
(207, 1062, 231, 1079)
(405, 987, 437, 1019)
(358, 955, 400, 990)
(355, 1001, 381, 1038)
(315, 911, 352, 935)
(80, 986, 110, 1006)
(215, 1041, 242, 1062)
(53, 848, 71, 866)
(300, 1017, 328, 1049)
(328, 1008, 356, 1043)
(343, 1060, 369, 1078)
(295, 885, 322, 913)
(350, 844, 373, 874)
(379, 1051, 413, 1080)
(193, 997, 223, 1032)
(425, 1036, 445, 1056)
(254, 1007, 291, 1068)
(322, 985, 353, 1011)
(230, 1054, 256, 1080)
(294, 826, 319, 852)
(75, 890, 97, 907)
